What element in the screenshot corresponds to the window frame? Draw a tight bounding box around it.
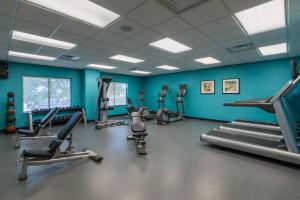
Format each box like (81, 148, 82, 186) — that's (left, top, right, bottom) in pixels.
(22, 76, 72, 113)
(107, 81, 128, 107)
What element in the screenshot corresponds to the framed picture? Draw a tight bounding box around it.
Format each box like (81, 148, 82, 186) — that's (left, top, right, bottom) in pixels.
(222, 78, 240, 94)
(201, 80, 215, 94)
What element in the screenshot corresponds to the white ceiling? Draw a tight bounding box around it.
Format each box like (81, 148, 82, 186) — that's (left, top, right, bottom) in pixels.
(0, 0, 299, 76)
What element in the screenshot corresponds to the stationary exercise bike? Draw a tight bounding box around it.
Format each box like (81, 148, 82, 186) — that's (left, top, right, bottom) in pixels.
(156, 84, 187, 125)
(127, 89, 163, 120)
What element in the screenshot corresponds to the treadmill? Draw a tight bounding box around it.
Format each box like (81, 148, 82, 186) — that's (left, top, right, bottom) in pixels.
(200, 60, 300, 165)
(218, 61, 300, 141)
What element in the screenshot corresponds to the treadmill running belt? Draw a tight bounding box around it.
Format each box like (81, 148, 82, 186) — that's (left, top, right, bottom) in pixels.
(235, 119, 278, 127)
(205, 130, 283, 148)
(222, 123, 282, 135)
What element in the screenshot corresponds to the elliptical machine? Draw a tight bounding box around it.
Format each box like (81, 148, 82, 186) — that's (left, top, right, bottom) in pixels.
(95, 76, 128, 129)
(156, 84, 187, 125)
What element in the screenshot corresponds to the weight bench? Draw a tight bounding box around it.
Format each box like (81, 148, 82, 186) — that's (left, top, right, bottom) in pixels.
(18, 112, 102, 181)
(127, 112, 148, 155)
(14, 107, 60, 148)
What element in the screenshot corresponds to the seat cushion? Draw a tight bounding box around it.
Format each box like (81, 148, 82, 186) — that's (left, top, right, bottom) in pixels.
(22, 149, 53, 158)
(17, 129, 37, 137)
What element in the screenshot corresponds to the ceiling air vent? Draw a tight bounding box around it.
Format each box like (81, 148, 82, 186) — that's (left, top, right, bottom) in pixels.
(59, 55, 81, 61)
(157, 0, 208, 14)
(227, 43, 256, 53)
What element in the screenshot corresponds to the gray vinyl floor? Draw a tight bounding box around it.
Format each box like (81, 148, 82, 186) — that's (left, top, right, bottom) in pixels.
(1, 118, 300, 200)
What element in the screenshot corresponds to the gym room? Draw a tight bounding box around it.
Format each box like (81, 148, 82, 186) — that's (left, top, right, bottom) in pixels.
(0, 0, 300, 199)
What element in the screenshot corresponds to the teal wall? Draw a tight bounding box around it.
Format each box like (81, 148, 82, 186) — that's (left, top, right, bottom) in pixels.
(101, 72, 144, 116)
(0, 57, 298, 131)
(0, 62, 82, 130)
(82, 69, 101, 121)
(143, 58, 298, 123)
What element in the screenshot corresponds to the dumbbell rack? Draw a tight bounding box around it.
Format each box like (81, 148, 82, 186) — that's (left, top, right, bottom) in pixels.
(6, 92, 16, 134)
(28, 106, 87, 131)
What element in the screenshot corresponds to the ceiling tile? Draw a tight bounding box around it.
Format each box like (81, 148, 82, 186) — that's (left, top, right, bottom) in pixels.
(60, 18, 100, 38)
(253, 36, 287, 47)
(185, 37, 215, 49)
(198, 44, 229, 55)
(198, 16, 239, 35)
(218, 36, 251, 48)
(0, 0, 15, 16)
(38, 46, 67, 58)
(14, 19, 54, 36)
(152, 17, 191, 36)
(68, 46, 96, 58)
(92, 30, 126, 44)
(116, 39, 144, 50)
(264, 53, 288, 61)
(0, 37, 9, 47)
(250, 28, 286, 42)
(172, 29, 205, 44)
(91, 0, 147, 15)
(125, 50, 156, 61)
(108, 17, 146, 37)
(16, 1, 65, 28)
(81, 39, 109, 50)
(0, 14, 12, 30)
(224, 0, 274, 13)
(136, 45, 171, 57)
(10, 40, 40, 52)
(210, 28, 247, 43)
(52, 30, 86, 44)
(180, 50, 206, 58)
(0, 28, 10, 38)
(132, 29, 164, 44)
(106, 46, 131, 54)
(233, 49, 262, 59)
(180, 0, 230, 26)
(126, 1, 174, 27)
(8, 57, 31, 63)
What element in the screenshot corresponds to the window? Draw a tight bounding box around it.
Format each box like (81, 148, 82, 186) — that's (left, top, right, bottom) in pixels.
(23, 76, 71, 112)
(107, 82, 127, 106)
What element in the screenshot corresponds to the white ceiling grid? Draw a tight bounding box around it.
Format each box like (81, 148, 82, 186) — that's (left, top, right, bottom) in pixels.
(0, 0, 298, 76)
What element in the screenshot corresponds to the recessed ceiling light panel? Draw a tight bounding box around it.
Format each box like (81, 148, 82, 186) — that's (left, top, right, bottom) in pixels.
(8, 51, 56, 61)
(258, 43, 287, 56)
(25, 0, 120, 28)
(87, 64, 117, 69)
(131, 70, 151, 75)
(235, 0, 286, 35)
(156, 65, 180, 70)
(110, 54, 144, 63)
(150, 38, 192, 53)
(194, 57, 221, 65)
(12, 31, 76, 50)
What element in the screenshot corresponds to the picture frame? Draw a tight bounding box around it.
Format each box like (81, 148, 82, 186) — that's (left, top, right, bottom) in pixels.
(222, 78, 240, 94)
(201, 80, 215, 94)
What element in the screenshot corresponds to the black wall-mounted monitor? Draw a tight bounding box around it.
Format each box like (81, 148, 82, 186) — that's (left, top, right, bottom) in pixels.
(0, 61, 8, 78)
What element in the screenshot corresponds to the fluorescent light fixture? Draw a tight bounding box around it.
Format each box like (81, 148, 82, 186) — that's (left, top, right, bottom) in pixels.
(156, 65, 180, 70)
(131, 70, 151, 75)
(8, 51, 56, 61)
(25, 0, 120, 28)
(194, 57, 221, 65)
(150, 38, 192, 53)
(235, 0, 286, 35)
(87, 64, 116, 69)
(12, 31, 76, 50)
(110, 54, 144, 63)
(258, 43, 287, 56)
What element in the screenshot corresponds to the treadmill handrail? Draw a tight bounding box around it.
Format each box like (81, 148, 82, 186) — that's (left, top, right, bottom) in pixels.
(224, 75, 300, 108)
